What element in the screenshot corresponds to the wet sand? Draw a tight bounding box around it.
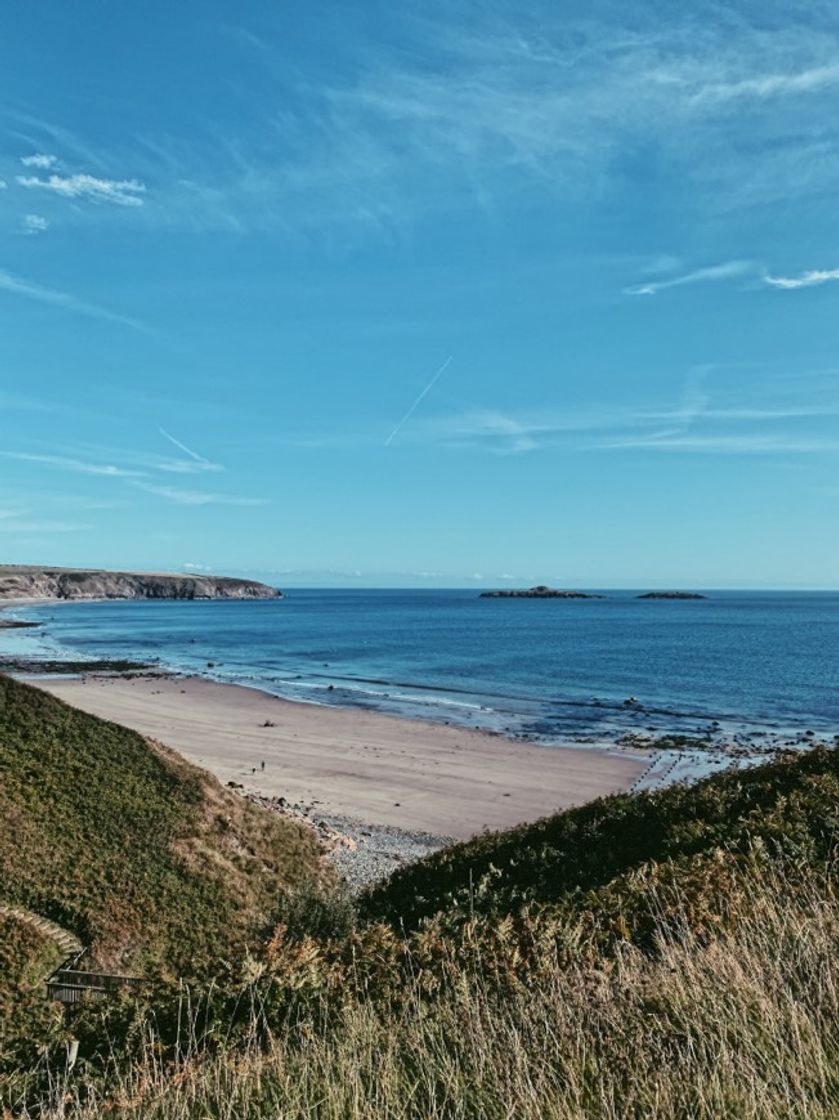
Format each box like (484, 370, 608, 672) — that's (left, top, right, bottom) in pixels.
(37, 674, 645, 841)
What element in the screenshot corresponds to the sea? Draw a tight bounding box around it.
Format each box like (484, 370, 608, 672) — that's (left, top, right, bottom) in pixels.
(4, 589, 839, 745)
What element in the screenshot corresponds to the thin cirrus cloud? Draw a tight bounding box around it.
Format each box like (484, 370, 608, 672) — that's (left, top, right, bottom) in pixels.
(13, 9, 839, 236)
(690, 61, 839, 105)
(764, 268, 839, 290)
(5, 445, 224, 480)
(625, 260, 756, 296)
(6, 446, 264, 507)
(132, 482, 268, 507)
(420, 366, 839, 455)
(0, 267, 148, 332)
(2, 452, 146, 478)
(16, 172, 146, 207)
(599, 433, 839, 454)
(626, 260, 839, 296)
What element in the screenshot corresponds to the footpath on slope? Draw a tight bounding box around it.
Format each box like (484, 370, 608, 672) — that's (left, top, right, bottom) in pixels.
(0, 904, 83, 960)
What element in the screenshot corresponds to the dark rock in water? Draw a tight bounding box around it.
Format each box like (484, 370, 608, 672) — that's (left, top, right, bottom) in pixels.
(637, 591, 706, 600)
(0, 657, 151, 674)
(480, 585, 602, 599)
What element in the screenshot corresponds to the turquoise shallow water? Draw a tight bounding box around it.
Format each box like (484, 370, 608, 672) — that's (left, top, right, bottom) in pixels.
(8, 589, 839, 741)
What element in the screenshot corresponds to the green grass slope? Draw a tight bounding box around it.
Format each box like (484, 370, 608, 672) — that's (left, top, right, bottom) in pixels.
(0, 674, 324, 977)
(4, 717, 839, 1119)
(26, 748, 839, 1120)
(361, 746, 839, 930)
(0, 914, 64, 1071)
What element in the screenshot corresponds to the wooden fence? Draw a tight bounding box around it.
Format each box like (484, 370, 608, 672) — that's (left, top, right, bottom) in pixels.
(45, 952, 143, 1005)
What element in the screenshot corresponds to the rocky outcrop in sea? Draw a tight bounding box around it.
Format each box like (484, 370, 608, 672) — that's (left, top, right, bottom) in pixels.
(637, 592, 706, 600)
(480, 585, 601, 599)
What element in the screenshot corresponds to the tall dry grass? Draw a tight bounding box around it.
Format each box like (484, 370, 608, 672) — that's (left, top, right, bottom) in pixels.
(35, 862, 839, 1120)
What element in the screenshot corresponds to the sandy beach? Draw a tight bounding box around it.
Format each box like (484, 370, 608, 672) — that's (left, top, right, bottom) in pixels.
(36, 674, 645, 841)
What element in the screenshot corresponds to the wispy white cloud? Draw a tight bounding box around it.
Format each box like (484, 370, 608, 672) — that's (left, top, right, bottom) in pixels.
(132, 482, 268, 506)
(2, 451, 146, 478)
(21, 213, 49, 235)
(764, 268, 839, 290)
(5, 440, 229, 486)
(600, 433, 839, 454)
(416, 364, 839, 456)
(153, 458, 224, 475)
(16, 172, 146, 207)
(625, 260, 755, 296)
(6, 443, 261, 509)
(14, 8, 839, 235)
(627, 259, 839, 297)
(0, 268, 148, 332)
(432, 410, 542, 454)
(691, 62, 839, 105)
(20, 152, 57, 169)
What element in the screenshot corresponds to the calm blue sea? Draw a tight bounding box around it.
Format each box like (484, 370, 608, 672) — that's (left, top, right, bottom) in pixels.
(9, 589, 839, 741)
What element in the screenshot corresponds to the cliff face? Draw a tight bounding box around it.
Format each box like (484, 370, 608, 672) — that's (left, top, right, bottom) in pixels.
(0, 567, 281, 602)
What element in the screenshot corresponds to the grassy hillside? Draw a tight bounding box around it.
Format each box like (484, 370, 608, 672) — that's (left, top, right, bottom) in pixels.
(0, 913, 64, 1072)
(3, 687, 838, 1118)
(361, 746, 839, 930)
(42, 863, 839, 1120)
(0, 674, 324, 978)
(20, 751, 839, 1120)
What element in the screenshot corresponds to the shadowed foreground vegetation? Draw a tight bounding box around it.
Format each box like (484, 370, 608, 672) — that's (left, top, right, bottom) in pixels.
(15, 862, 839, 1120)
(2, 671, 838, 1118)
(0, 674, 323, 1078)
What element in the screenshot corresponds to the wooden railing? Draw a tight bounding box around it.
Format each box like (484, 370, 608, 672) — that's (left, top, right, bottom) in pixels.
(45, 952, 143, 1005)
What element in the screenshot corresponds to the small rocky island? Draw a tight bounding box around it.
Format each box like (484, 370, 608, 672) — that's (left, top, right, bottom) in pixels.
(0, 566, 281, 601)
(637, 591, 706, 600)
(480, 585, 602, 599)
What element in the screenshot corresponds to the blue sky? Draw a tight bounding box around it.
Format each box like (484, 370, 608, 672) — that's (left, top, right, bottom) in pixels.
(2, 0, 839, 588)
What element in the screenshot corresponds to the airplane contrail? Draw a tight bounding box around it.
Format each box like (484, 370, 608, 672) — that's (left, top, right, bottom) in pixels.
(159, 426, 211, 464)
(385, 355, 453, 447)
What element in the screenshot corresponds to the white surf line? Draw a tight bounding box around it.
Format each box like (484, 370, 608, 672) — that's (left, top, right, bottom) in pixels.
(385, 355, 453, 446)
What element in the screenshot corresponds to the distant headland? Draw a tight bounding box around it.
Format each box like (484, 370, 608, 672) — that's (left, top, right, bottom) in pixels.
(480, 585, 602, 599)
(0, 565, 281, 602)
(637, 592, 706, 600)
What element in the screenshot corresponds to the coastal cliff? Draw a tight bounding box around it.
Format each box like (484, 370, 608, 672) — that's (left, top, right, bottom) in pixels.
(0, 566, 281, 601)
